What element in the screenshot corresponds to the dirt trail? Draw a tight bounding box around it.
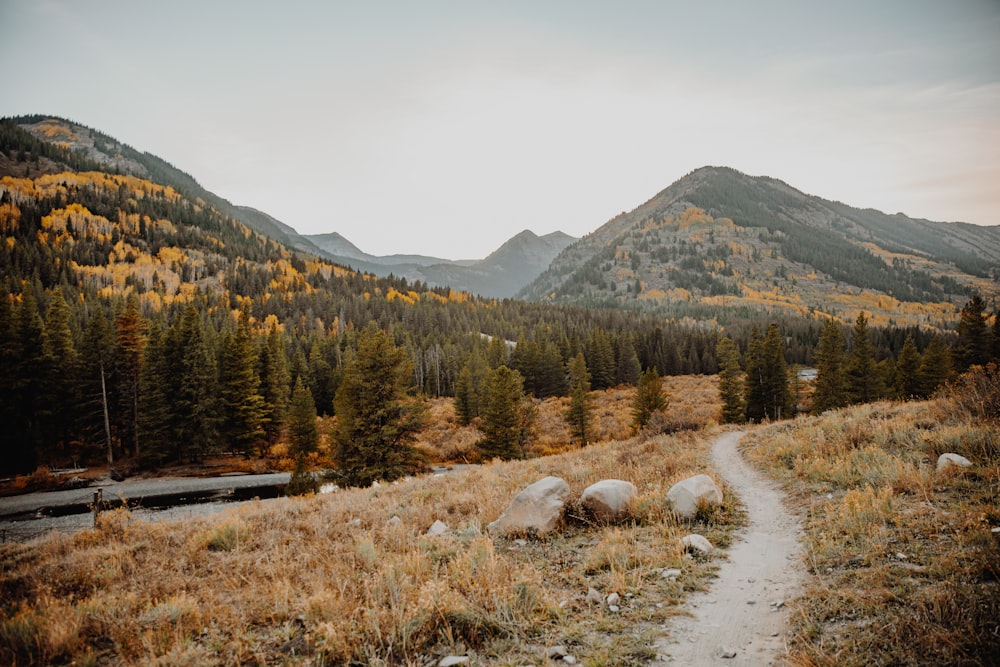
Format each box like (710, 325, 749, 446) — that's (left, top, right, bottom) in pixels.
(657, 431, 806, 665)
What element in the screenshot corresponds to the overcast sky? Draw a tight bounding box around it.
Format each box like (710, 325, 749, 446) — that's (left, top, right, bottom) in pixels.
(3, 1, 998, 259)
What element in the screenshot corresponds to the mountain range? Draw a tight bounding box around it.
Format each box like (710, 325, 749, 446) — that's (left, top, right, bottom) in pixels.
(521, 166, 1000, 329)
(5, 115, 998, 328)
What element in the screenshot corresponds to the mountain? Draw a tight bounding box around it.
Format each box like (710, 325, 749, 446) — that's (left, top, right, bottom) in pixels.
(304, 229, 576, 299)
(8, 116, 575, 298)
(520, 166, 1000, 329)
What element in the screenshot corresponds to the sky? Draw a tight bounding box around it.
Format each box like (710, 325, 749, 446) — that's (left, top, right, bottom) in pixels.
(2, 1, 998, 260)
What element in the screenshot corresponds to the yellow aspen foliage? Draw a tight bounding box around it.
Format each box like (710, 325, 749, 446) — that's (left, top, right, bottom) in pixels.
(262, 314, 283, 333)
(0, 202, 21, 232)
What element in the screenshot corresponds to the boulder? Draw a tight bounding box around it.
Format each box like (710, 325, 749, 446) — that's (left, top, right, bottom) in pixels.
(581, 479, 637, 523)
(936, 453, 972, 472)
(681, 533, 714, 555)
(426, 520, 450, 536)
(666, 474, 723, 519)
(487, 476, 570, 537)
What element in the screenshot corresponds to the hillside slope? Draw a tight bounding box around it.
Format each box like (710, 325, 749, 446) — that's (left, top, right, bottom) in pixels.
(520, 166, 1000, 329)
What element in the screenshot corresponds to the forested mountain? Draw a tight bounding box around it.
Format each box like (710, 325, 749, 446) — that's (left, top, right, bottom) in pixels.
(0, 116, 719, 475)
(520, 166, 1000, 330)
(305, 229, 577, 298)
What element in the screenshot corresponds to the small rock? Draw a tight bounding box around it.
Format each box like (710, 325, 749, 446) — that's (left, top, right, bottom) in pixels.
(514, 538, 528, 547)
(895, 552, 907, 560)
(681, 534, 714, 555)
(660, 568, 682, 581)
(350, 518, 361, 527)
(608, 604, 620, 612)
(936, 452, 972, 472)
(586, 588, 602, 605)
(439, 657, 470, 667)
(771, 599, 785, 610)
(426, 520, 450, 536)
(720, 647, 737, 659)
(563, 655, 577, 664)
(386, 515, 402, 527)
(606, 592, 621, 606)
(547, 645, 568, 659)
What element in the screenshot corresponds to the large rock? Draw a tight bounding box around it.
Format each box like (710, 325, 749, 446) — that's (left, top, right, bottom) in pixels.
(581, 479, 637, 523)
(487, 476, 570, 537)
(936, 453, 972, 472)
(681, 533, 714, 555)
(666, 474, 723, 519)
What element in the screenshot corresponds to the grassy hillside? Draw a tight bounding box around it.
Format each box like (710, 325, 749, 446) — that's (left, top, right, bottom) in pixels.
(1, 377, 739, 666)
(742, 365, 1000, 666)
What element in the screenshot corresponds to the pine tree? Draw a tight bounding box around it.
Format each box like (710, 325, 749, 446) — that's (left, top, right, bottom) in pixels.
(588, 330, 617, 390)
(5, 290, 47, 473)
(918, 335, 952, 397)
(113, 296, 145, 458)
(42, 290, 79, 458)
(288, 377, 318, 458)
(169, 305, 220, 462)
(79, 308, 118, 467)
(812, 319, 848, 414)
(486, 335, 509, 368)
(716, 336, 744, 423)
(0, 286, 21, 473)
(453, 350, 487, 426)
(615, 336, 642, 386)
(564, 353, 593, 447)
(259, 326, 290, 445)
(286, 378, 320, 497)
(764, 324, 793, 419)
(333, 323, 426, 486)
(743, 326, 766, 422)
(138, 325, 172, 465)
(955, 296, 991, 371)
(846, 312, 882, 404)
(535, 340, 567, 398)
(632, 366, 667, 430)
(894, 335, 921, 399)
(219, 314, 265, 456)
(478, 365, 532, 460)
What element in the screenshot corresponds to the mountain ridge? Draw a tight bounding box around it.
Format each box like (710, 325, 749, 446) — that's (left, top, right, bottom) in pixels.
(520, 166, 999, 329)
(9, 115, 575, 298)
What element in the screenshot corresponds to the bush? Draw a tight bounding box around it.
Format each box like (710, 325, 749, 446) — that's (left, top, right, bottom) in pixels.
(941, 363, 1000, 423)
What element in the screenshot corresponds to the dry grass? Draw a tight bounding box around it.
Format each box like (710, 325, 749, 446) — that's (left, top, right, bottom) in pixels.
(742, 396, 1000, 666)
(417, 375, 722, 464)
(0, 427, 745, 666)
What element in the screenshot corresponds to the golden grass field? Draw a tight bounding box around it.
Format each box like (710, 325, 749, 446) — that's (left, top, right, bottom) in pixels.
(3, 371, 997, 665)
(742, 367, 1000, 666)
(1, 377, 744, 666)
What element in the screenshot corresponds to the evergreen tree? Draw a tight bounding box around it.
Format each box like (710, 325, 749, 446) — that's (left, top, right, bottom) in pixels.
(918, 335, 952, 397)
(632, 366, 667, 430)
(5, 290, 47, 473)
(811, 319, 848, 414)
(219, 314, 265, 456)
(43, 290, 79, 458)
(113, 296, 145, 458)
(743, 326, 766, 422)
(586, 329, 616, 390)
(535, 340, 567, 398)
(306, 335, 337, 416)
(286, 378, 320, 497)
(169, 305, 220, 461)
(288, 377, 318, 458)
(79, 307, 117, 466)
(454, 350, 487, 426)
(761, 324, 793, 420)
(333, 323, 426, 486)
(485, 335, 509, 368)
(564, 353, 593, 447)
(138, 325, 172, 465)
(615, 336, 642, 386)
(716, 336, 744, 424)
(955, 295, 991, 371)
(846, 312, 882, 404)
(259, 326, 290, 445)
(0, 286, 21, 473)
(894, 335, 921, 399)
(478, 365, 532, 460)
